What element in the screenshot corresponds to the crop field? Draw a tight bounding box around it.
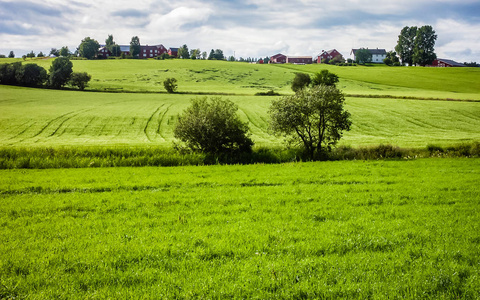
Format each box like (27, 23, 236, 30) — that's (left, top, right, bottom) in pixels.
(0, 159, 479, 298)
(1, 84, 479, 148)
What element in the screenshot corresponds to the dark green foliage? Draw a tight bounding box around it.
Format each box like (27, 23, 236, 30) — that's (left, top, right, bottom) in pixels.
(78, 37, 100, 59)
(130, 36, 141, 58)
(49, 48, 59, 57)
(163, 77, 178, 93)
(15, 64, 47, 86)
(178, 44, 189, 59)
(208, 49, 224, 60)
(270, 85, 351, 160)
(355, 48, 372, 64)
(291, 72, 311, 92)
(48, 57, 73, 88)
(8, 51, 14, 58)
(311, 70, 339, 87)
(59, 46, 70, 57)
(69, 72, 92, 90)
(174, 97, 253, 154)
(413, 25, 437, 66)
(255, 89, 280, 96)
(384, 51, 400, 66)
(0, 62, 21, 85)
(395, 26, 417, 66)
(37, 52, 44, 58)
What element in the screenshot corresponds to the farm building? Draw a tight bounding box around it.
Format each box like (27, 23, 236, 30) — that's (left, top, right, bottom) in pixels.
(269, 53, 287, 64)
(351, 48, 387, 63)
(429, 59, 465, 67)
(316, 49, 343, 63)
(98, 44, 167, 59)
(286, 56, 313, 64)
(168, 48, 179, 57)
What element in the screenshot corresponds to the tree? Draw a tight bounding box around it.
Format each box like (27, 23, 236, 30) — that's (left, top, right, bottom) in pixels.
(130, 36, 141, 58)
(269, 85, 351, 160)
(208, 49, 215, 60)
(15, 64, 47, 86)
(383, 51, 400, 66)
(111, 44, 122, 57)
(413, 25, 437, 66)
(48, 57, 73, 88)
(395, 26, 417, 66)
(106, 35, 121, 56)
(213, 49, 224, 60)
(50, 48, 59, 57)
(190, 48, 201, 60)
(174, 97, 253, 154)
(291, 72, 311, 92)
(59, 46, 70, 57)
(311, 70, 339, 87)
(78, 37, 100, 59)
(105, 35, 114, 49)
(8, 51, 14, 58)
(163, 77, 178, 93)
(26, 51, 35, 58)
(0, 62, 22, 85)
(178, 44, 189, 59)
(37, 52, 45, 58)
(69, 72, 91, 90)
(201, 51, 207, 60)
(355, 48, 372, 64)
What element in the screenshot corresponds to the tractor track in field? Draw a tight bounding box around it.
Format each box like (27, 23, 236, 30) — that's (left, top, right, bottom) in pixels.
(156, 104, 172, 140)
(144, 105, 165, 142)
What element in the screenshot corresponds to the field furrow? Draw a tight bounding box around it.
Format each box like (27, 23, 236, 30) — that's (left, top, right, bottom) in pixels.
(143, 105, 165, 142)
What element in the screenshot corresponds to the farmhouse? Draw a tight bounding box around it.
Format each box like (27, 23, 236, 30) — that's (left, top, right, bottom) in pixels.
(286, 56, 313, 64)
(269, 53, 287, 64)
(97, 44, 167, 58)
(351, 48, 387, 63)
(316, 49, 343, 63)
(429, 59, 465, 67)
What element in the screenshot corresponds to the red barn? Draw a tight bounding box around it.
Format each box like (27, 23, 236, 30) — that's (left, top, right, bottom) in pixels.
(317, 49, 343, 63)
(168, 47, 178, 57)
(98, 47, 111, 59)
(269, 53, 286, 64)
(429, 59, 465, 67)
(286, 56, 312, 64)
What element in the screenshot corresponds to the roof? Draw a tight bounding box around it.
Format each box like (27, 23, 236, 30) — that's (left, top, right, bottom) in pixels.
(169, 48, 179, 51)
(271, 53, 286, 58)
(351, 48, 387, 55)
(287, 56, 312, 59)
(436, 59, 465, 67)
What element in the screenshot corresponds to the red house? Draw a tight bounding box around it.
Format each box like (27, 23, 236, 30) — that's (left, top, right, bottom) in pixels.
(286, 56, 312, 64)
(317, 49, 343, 63)
(429, 59, 465, 67)
(269, 53, 286, 64)
(98, 47, 111, 58)
(168, 48, 178, 57)
(140, 44, 168, 58)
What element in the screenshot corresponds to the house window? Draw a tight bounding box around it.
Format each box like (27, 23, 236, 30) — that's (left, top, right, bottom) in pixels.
(143, 54, 146, 57)
(150, 50, 152, 53)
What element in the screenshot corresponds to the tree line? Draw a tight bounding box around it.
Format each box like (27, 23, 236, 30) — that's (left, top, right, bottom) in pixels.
(0, 57, 91, 90)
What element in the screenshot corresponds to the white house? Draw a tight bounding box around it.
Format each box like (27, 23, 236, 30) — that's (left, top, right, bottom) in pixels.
(351, 48, 387, 63)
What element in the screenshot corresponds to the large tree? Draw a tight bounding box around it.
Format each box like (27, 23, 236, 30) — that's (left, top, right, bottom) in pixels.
(106, 35, 121, 56)
(178, 44, 189, 59)
(130, 36, 141, 58)
(59, 46, 70, 57)
(269, 85, 351, 160)
(413, 25, 437, 66)
(311, 70, 339, 87)
(48, 57, 73, 88)
(8, 51, 14, 58)
(78, 37, 100, 59)
(291, 72, 311, 92)
(174, 97, 253, 154)
(395, 26, 417, 66)
(15, 64, 47, 86)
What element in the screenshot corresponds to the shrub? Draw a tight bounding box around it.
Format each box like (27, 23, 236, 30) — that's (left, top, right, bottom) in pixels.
(174, 97, 253, 154)
(164, 77, 178, 93)
(69, 72, 92, 90)
(48, 57, 73, 89)
(291, 73, 311, 92)
(255, 90, 280, 96)
(15, 64, 47, 86)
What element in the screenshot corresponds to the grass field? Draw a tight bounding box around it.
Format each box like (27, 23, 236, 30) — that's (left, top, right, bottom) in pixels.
(1, 84, 479, 148)
(1, 159, 479, 298)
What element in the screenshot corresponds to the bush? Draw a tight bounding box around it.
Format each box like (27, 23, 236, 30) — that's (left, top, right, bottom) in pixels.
(0, 62, 21, 85)
(291, 73, 311, 92)
(69, 72, 91, 90)
(255, 90, 280, 96)
(164, 77, 178, 93)
(15, 64, 47, 86)
(174, 97, 253, 154)
(48, 57, 73, 89)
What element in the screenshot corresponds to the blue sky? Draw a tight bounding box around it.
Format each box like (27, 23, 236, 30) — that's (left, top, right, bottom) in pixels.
(1, 0, 479, 62)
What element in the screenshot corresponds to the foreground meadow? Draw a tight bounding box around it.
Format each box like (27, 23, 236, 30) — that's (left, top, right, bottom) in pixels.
(1, 159, 479, 298)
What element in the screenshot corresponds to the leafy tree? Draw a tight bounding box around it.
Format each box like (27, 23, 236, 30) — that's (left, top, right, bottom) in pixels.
(208, 49, 215, 60)
(111, 44, 122, 57)
(311, 70, 339, 87)
(464, 62, 479, 67)
(130, 36, 141, 58)
(49, 48, 59, 57)
(174, 97, 253, 154)
(8, 51, 14, 58)
(106, 35, 121, 56)
(291, 72, 311, 92)
(201, 51, 207, 60)
(355, 48, 372, 64)
(413, 25, 437, 66)
(26, 51, 35, 58)
(163, 77, 178, 93)
(78, 37, 100, 59)
(59, 46, 70, 57)
(15, 64, 47, 86)
(329, 55, 345, 65)
(178, 44, 189, 59)
(190, 48, 201, 60)
(37, 52, 45, 58)
(69, 72, 91, 90)
(0, 62, 22, 85)
(105, 35, 114, 49)
(213, 49, 224, 60)
(383, 51, 400, 66)
(395, 26, 417, 66)
(48, 57, 73, 88)
(269, 85, 351, 160)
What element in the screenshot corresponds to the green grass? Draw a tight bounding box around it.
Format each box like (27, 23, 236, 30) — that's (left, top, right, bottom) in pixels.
(1, 85, 479, 148)
(1, 159, 479, 298)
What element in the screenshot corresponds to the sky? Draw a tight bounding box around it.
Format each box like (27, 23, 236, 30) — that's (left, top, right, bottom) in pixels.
(1, 0, 479, 62)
